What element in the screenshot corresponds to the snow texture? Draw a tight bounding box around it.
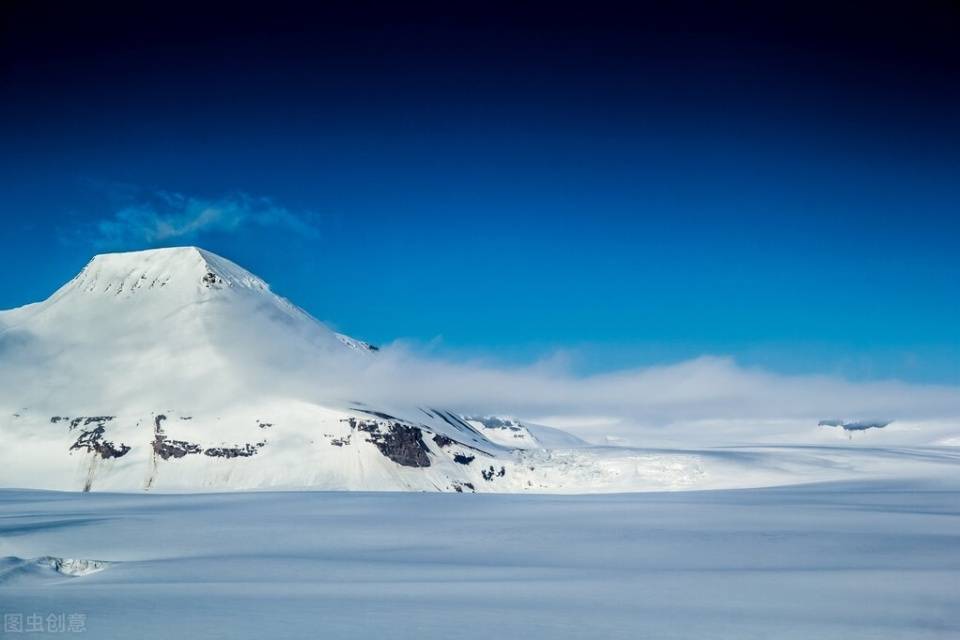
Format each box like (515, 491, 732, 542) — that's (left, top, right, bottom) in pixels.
(1, 482, 958, 639)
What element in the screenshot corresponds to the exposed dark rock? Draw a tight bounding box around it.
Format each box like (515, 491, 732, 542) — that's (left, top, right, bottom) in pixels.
(203, 441, 265, 458)
(50, 416, 66, 424)
(453, 454, 475, 465)
(83, 416, 114, 426)
(453, 482, 476, 493)
(151, 414, 201, 459)
(432, 434, 455, 448)
(65, 415, 115, 431)
(153, 437, 202, 459)
(201, 271, 224, 287)
(345, 417, 431, 467)
(350, 419, 380, 434)
(330, 435, 351, 447)
(257, 420, 273, 429)
(180, 416, 193, 421)
(69, 425, 130, 459)
(371, 425, 431, 467)
(152, 406, 267, 459)
(481, 465, 507, 481)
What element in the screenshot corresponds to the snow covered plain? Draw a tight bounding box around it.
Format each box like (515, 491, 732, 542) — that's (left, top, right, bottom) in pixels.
(2, 481, 959, 639)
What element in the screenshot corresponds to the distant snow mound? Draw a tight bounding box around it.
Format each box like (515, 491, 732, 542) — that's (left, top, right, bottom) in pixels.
(463, 415, 588, 449)
(819, 419, 891, 432)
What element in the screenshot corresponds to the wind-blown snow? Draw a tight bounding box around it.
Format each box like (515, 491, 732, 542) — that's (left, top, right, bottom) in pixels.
(1, 483, 957, 639)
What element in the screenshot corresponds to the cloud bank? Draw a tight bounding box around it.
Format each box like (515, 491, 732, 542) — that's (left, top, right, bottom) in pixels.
(313, 346, 960, 447)
(164, 312, 959, 448)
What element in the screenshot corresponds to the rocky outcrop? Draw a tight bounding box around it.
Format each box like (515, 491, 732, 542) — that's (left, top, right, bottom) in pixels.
(153, 436, 201, 459)
(203, 442, 265, 458)
(481, 465, 507, 481)
(151, 414, 201, 459)
(432, 434, 455, 448)
(346, 417, 432, 467)
(329, 435, 351, 447)
(150, 415, 265, 459)
(69, 425, 131, 459)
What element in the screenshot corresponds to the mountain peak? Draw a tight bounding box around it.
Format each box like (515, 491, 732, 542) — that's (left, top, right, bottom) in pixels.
(66, 246, 269, 298)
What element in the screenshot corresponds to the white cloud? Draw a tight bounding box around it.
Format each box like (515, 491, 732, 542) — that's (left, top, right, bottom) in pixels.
(316, 347, 960, 447)
(81, 189, 318, 248)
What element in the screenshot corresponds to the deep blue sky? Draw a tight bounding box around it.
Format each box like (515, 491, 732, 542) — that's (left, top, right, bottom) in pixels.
(1, 1, 958, 382)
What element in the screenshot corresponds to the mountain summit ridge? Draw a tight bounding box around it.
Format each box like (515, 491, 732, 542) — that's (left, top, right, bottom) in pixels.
(62, 246, 270, 299)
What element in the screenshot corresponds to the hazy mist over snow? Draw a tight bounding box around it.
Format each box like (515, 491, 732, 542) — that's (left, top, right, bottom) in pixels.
(320, 344, 960, 446)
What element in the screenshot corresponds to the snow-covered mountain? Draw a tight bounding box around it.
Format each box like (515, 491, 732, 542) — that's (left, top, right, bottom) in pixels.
(2, 247, 955, 493)
(0, 247, 533, 492)
(4, 247, 696, 494)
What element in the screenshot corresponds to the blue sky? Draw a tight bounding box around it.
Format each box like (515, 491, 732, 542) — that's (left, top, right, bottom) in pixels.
(1, 2, 958, 383)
